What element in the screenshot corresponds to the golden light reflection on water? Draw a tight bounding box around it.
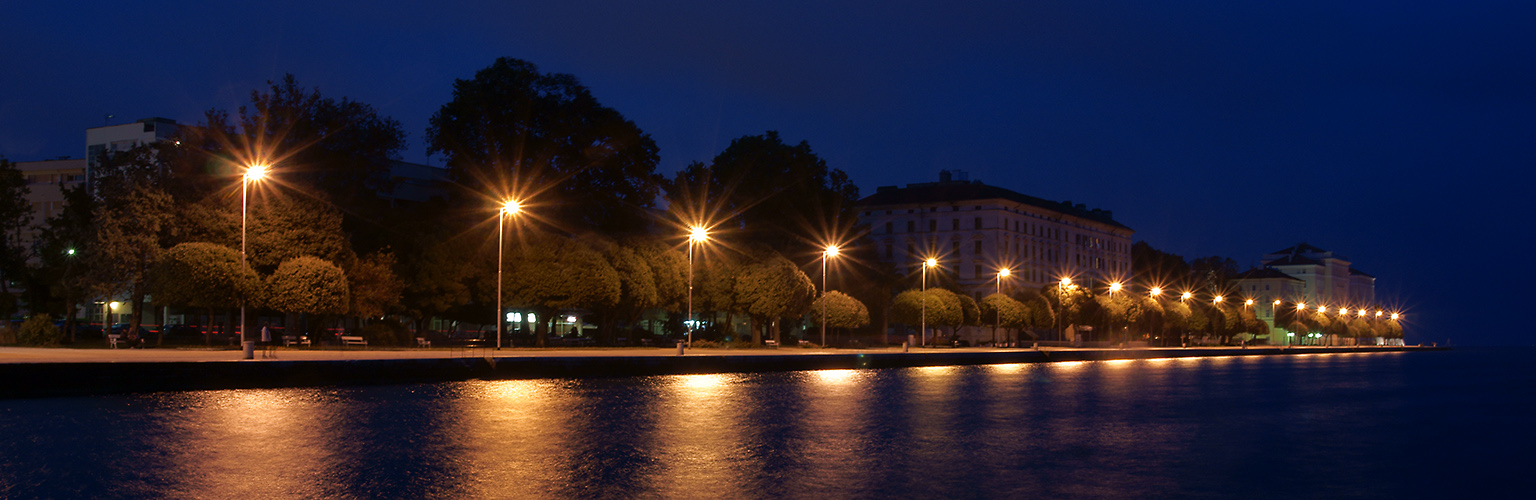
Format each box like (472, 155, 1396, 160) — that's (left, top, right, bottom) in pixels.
(814, 369, 859, 385)
(647, 373, 750, 498)
(156, 389, 335, 498)
(988, 363, 1026, 374)
(451, 379, 579, 499)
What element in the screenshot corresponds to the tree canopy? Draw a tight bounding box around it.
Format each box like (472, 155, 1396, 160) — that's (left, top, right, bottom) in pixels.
(427, 57, 662, 234)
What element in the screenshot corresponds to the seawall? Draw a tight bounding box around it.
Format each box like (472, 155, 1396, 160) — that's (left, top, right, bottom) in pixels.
(0, 346, 1448, 399)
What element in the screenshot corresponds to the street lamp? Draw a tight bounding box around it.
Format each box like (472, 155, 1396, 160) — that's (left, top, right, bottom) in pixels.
(687, 226, 709, 349)
(240, 164, 269, 350)
(820, 244, 840, 348)
(1149, 287, 1162, 297)
(1180, 291, 1192, 301)
(995, 268, 1012, 346)
(921, 257, 938, 347)
(1058, 277, 1072, 343)
(1213, 295, 1224, 304)
(496, 199, 521, 350)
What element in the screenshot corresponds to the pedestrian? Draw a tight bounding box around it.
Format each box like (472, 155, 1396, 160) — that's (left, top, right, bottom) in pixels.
(260, 323, 271, 345)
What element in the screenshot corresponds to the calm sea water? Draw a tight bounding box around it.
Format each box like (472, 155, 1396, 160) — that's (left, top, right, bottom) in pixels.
(1, 348, 1529, 499)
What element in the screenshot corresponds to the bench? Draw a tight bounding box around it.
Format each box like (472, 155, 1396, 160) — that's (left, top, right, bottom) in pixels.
(341, 335, 368, 348)
(416, 337, 431, 348)
(107, 334, 121, 349)
(283, 335, 311, 347)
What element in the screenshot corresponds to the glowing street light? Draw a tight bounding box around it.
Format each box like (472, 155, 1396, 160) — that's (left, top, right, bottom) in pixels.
(1297, 302, 1306, 310)
(1180, 291, 1192, 301)
(1108, 282, 1122, 293)
(1057, 277, 1073, 343)
(921, 257, 938, 347)
(687, 226, 710, 349)
(1390, 313, 1399, 320)
(495, 199, 522, 350)
(240, 163, 270, 351)
(1244, 298, 1254, 306)
(820, 244, 840, 348)
(1149, 287, 1162, 297)
(994, 267, 1012, 346)
(1376, 310, 1383, 318)
(1358, 309, 1367, 317)
(1213, 295, 1225, 304)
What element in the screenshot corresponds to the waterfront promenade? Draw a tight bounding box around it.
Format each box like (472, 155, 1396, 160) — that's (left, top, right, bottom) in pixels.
(0, 344, 1444, 399)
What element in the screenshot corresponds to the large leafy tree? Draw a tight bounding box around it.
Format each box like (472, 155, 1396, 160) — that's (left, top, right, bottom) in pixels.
(246, 196, 353, 273)
(267, 256, 350, 317)
(31, 183, 95, 341)
(732, 250, 816, 345)
(666, 131, 859, 253)
(346, 251, 403, 319)
(0, 157, 31, 313)
(890, 288, 961, 345)
(808, 290, 870, 346)
(149, 242, 261, 344)
(979, 293, 1027, 344)
(502, 232, 622, 346)
(90, 147, 179, 341)
(427, 57, 662, 235)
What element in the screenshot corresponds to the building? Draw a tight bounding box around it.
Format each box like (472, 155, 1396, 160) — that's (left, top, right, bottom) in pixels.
(1234, 242, 1380, 345)
(11, 157, 87, 250)
(856, 170, 1134, 298)
(85, 117, 181, 189)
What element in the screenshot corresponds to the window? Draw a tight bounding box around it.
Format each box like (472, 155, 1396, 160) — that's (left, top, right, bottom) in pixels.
(908, 221, 916, 232)
(885, 222, 892, 234)
(974, 217, 982, 229)
(928, 220, 937, 232)
(952, 240, 960, 255)
(974, 240, 982, 254)
(974, 264, 983, 277)
(951, 219, 959, 231)
(885, 244, 893, 259)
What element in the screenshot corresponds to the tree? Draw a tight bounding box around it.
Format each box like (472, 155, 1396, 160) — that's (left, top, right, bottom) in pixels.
(949, 293, 981, 342)
(427, 57, 662, 235)
(91, 181, 176, 342)
(890, 288, 960, 345)
(400, 237, 482, 331)
(502, 233, 622, 346)
(979, 293, 1027, 344)
(32, 183, 95, 341)
(732, 250, 816, 345)
(246, 196, 353, 273)
(346, 250, 403, 319)
(666, 131, 860, 254)
(267, 257, 350, 317)
(149, 242, 261, 344)
(809, 291, 870, 345)
(0, 157, 32, 315)
(585, 237, 658, 344)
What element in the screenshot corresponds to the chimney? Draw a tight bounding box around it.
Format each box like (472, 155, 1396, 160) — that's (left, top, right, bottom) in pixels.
(939, 170, 952, 182)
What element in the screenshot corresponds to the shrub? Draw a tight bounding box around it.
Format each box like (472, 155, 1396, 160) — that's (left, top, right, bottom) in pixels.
(360, 319, 408, 347)
(17, 314, 63, 346)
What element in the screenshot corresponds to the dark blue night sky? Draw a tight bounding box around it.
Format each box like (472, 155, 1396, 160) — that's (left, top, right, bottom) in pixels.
(3, 1, 1532, 345)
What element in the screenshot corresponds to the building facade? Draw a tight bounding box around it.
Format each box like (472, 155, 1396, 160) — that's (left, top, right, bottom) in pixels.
(1234, 243, 1380, 345)
(856, 171, 1134, 299)
(12, 157, 87, 250)
(85, 117, 181, 188)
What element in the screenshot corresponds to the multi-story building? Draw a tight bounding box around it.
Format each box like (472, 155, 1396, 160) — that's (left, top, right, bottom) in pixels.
(856, 170, 1134, 299)
(1234, 242, 1380, 345)
(11, 157, 87, 249)
(85, 117, 181, 188)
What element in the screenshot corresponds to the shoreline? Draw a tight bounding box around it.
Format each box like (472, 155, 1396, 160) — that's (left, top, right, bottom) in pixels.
(0, 345, 1447, 399)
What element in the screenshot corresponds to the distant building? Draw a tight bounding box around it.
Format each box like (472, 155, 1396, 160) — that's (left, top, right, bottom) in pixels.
(11, 157, 86, 250)
(1233, 242, 1380, 345)
(855, 170, 1134, 299)
(381, 160, 449, 203)
(85, 117, 181, 188)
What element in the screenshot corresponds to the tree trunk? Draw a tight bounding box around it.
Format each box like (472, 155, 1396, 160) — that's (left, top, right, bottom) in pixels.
(771, 318, 781, 346)
(535, 309, 549, 347)
(128, 282, 148, 345)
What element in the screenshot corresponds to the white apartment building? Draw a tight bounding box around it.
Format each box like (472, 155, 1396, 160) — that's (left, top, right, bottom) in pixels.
(856, 170, 1134, 299)
(85, 117, 181, 187)
(1234, 243, 1380, 345)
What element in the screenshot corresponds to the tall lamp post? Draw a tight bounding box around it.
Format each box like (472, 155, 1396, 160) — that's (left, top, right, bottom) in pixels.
(1057, 277, 1072, 343)
(687, 226, 708, 349)
(240, 164, 268, 351)
(994, 268, 1011, 346)
(921, 257, 937, 347)
(496, 199, 521, 350)
(820, 244, 840, 348)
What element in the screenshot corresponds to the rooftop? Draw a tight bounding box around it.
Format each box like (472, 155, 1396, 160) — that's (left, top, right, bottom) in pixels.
(858, 170, 1131, 231)
(1234, 268, 1305, 281)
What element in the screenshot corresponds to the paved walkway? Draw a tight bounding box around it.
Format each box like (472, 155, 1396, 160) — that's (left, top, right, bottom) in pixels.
(0, 344, 1399, 364)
